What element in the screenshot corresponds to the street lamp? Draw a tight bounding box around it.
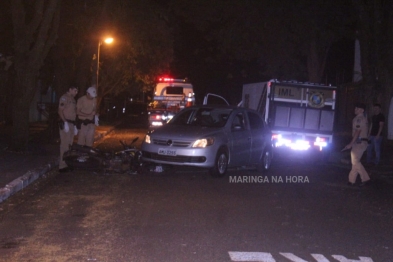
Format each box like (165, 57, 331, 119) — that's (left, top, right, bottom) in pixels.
(96, 37, 114, 91)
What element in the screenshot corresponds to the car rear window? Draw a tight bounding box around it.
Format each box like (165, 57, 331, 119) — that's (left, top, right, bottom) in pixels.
(166, 86, 184, 94)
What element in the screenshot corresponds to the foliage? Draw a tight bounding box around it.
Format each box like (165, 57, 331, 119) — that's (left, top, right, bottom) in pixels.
(97, 0, 173, 101)
(7, 0, 173, 150)
(48, 0, 173, 105)
(169, 0, 355, 83)
(352, 0, 393, 114)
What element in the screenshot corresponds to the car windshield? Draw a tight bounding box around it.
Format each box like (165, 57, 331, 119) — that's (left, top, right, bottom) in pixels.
(169, 108, 233, 127)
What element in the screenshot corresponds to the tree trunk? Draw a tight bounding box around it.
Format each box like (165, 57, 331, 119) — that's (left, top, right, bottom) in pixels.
(9, 0, 61, 151)
(307, 40, 330, 83)
(9, 68, 39, 151)
(375, 0, 393, 114)
(353, 0, 378, 107)
(11, 98, 31, 151)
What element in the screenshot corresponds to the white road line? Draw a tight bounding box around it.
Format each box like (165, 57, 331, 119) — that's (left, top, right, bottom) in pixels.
(228, 251, 275, 262)
(228, 252, 375, 262)
(331, 255, 374, 262)
(311, 254, 330, 262)
(280, 252, 309, 261)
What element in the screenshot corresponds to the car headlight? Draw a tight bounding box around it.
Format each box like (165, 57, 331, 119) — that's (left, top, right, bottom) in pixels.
(145, 134, 151, 144)
(192, 138, 214, 148)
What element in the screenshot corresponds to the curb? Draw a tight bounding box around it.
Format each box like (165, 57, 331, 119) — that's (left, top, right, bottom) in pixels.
(0, 126, 115, 204)
(0, 158, 58, 203)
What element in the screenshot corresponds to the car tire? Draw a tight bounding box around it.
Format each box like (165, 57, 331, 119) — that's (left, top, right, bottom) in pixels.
(257, 147, 272, 172)
(209, 148, 228, 177)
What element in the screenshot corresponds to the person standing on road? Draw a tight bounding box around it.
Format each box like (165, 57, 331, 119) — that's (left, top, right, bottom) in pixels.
(343, 103, 371, 186)
(58, 85, 78, 173)
(367, 103, 385, 166)
(76, 86, 98, 147)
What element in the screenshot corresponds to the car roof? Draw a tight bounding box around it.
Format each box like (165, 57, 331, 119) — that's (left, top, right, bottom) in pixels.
(186, 105, 260, 114)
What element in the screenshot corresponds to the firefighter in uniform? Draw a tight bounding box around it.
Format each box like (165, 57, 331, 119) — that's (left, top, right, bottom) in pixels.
(76, 86, 98, 147)
(58, 85, 78, 173)
(343, 103, 371, 186)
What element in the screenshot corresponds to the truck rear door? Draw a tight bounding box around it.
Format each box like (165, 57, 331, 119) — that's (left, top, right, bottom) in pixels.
(269, 82, 336, 149)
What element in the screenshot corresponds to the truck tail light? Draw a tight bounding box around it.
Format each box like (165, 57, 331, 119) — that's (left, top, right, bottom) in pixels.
(314, 137, 328, 151)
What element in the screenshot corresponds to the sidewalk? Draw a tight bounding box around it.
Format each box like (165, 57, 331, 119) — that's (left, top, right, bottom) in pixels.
(0, 122, 115, 203)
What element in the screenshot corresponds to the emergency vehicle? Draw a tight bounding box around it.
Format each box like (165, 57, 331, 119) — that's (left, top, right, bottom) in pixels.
(242, 79, 337, 152)
(147, 77, 195, 127)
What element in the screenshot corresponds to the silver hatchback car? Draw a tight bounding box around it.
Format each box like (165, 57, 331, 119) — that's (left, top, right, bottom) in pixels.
(141, 105, 273, 177)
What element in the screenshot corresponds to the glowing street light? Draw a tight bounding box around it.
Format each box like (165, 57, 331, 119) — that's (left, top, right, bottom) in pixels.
(96, 37, 114, 91)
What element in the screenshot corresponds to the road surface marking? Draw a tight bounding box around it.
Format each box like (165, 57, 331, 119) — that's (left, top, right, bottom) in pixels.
(228, 252, 374, 262)
(228, 251, 275, 262)
(331, 256, 373, 262)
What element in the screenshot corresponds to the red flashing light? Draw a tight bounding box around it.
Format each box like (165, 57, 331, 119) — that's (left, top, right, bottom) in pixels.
(158, 77, 174, 82)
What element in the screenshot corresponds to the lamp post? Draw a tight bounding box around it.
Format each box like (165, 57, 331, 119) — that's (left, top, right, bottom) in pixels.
(96, 37, 114, 91)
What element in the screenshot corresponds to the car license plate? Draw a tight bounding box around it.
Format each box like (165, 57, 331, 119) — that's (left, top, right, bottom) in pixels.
(158, 148, 177, 156)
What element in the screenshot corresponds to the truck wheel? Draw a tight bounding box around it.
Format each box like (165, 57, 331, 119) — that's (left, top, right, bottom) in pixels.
(209, 149, 228, 177)
(257, 148, 272, 172)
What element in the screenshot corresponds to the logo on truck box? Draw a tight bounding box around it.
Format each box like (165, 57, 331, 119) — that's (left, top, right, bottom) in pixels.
(275, 86, 301, 99)
(274, 85, 333, 107)
(308, 91, 325, 108)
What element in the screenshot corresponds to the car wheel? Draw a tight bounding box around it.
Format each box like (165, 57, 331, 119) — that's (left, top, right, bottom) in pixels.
(209, 148, 228, 177)
(257, 147, 272, 172)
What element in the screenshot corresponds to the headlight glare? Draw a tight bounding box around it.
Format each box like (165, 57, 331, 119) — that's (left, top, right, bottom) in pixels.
(192, 138, 214, 148)
(145, 134, 151, 144)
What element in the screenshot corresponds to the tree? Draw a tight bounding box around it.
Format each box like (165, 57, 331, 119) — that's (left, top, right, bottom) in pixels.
(11, 0, 61, 151)
(95, 0, 173, 107)
(47, 0, 173, 111)
(169, 0, 354, 91)
(352, 0, 393, 114)
(277, 0, 355, 83)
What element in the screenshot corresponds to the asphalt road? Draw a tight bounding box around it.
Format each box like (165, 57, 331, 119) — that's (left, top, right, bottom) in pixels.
(0, 126, 392, 262)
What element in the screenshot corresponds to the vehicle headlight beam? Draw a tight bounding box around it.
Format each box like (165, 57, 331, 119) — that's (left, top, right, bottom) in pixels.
(192, 138, 214, 148)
